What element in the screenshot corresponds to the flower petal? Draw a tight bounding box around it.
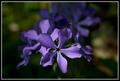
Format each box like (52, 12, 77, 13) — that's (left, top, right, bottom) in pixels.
(38, 34, 56, 49)
(82, 45, 92, 55)
(38, 46, 50, 56)
(16, 56, 30, 68)
(40, 52, 54, 67)
(54, 15, 70, 29)
(50, 28, 59, 41)
(23, 30, 38, 40)
(79, 17, 100, 26)
(75, 32, 86, 44)
(16, 60, 26, 68)
(51, 3, 58, 15)
(22, 43, 40, 57)
(57, 52, 67, 73)
(79, 45, 92, 62)
(77, 26, 90, 37)
(84, 7, 96, 16)
(39, 9, 49, 19)
(58, 28, 72, 48)
(72, 3, 86, 22)
(39, 19, 50, 33)
(61, 44, 82, 59)
(73, 10, 82, 22)
(17, 43, 40, 68)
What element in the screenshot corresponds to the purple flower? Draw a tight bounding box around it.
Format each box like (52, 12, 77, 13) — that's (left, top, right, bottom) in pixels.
(39, 4, 71, 30)
(50, 3, 100, 39)
(17, 19, 59, 67)
(38, 28, 82, 73)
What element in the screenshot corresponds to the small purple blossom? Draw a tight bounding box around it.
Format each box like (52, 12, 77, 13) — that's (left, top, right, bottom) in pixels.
(38, 28, 81, 73)
(17, 19, 59, 67)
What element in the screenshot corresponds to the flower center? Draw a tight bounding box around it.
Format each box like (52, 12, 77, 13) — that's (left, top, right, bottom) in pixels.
(56, 48, 60, 51)
(54, 15, 70, 29)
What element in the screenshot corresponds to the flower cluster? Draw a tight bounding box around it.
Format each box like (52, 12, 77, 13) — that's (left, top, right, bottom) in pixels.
(17, 3, 100, 73)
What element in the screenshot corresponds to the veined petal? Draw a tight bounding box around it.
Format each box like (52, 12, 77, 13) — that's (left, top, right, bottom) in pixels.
(40, 52, 54, 67)
(58, 28, 72, 48)
(23, 30, 38, 40)
(57, 52, 67, 73)
(39, 19, 50, 33)
(38, 34, 56, 49)
(61, 44, 82, 59)
(50, 28, 59, 41)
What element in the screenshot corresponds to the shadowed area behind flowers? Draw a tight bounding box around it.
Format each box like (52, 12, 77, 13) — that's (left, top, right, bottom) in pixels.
(2, 2, 118, 78)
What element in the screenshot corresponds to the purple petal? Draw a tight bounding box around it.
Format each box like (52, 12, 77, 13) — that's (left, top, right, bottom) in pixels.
(61, 44, 82, 59)
(39, 9, 49, 19)
(40, 52, 54, 67)
(39, 19, 50, 33)
(16, 56, 29, 68)
(79, 17, 100, 26)
(75, 32, 85, 43)
(50, 28, 59, 41)
(17, 60, 26, 68)
(84, 7, 96, 16)
(57, 52, 67, 73)
(38, 34, 56, 49)
(19, 43, 40, 68)
(23, 30, 38, 40)
(54, 15, 70, 29)
(66, 28, 72, 39)
(58, 28, 72, 48)
(22, 43, 40, 57)
(93, 17, 101, 24)
(38, 46, 50, 56)
(77, 26, 90, 37)
(51, 3, 58, 14)
(82, 45, 92, 55)
(79, 45, 92, 62)
(71, 43, 82, 48)
(73, 10, 82, 22)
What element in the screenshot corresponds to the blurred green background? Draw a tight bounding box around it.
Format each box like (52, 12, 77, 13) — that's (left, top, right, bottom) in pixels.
(2, 2, 118, 79)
